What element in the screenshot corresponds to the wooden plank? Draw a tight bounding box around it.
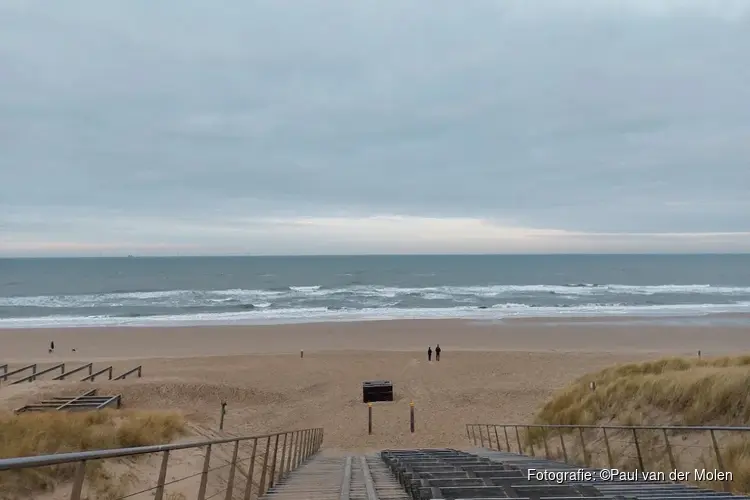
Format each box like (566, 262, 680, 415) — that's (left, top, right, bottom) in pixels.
(56, 389, 98, 411)
(359, 456, 379, 500)
(339, 456, 352, 500)
(95, 395, 122, 410)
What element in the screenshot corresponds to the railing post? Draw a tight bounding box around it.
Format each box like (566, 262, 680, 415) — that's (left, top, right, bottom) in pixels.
(268, 433, 280, 489)
(485, 425, 491, 447)
(258, 436, 272, 494)
(286, 431, 296, 475)
(224, 440, 240, 500)
(663, 429, 676, 471)
(69, 460, 86, 500)
(632, 428, 645, 471)
(470, 425, 477, 445)
(466, 424, 471, 442)
(541, 427, 550, 459)
(278, 433, 288, 482)
(578, 427, 588, 467)
(494, 426, 501, 451)
(504, 426, 511, 451)
(527, 427, 535, 457)
(294, 431, 305, 469)
(710, 430, 730, 492)
(515, 425, 523, 454)
(154, 450, 170, 500)
(243, 437, 258, 500)
(558, 429, 568, 462)
(603, 428, 614, 468)
(197, 444, 212, 500)
(479, 425, 486, 448)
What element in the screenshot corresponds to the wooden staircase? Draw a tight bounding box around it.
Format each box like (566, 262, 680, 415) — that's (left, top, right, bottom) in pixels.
(261, 453, 409, 500)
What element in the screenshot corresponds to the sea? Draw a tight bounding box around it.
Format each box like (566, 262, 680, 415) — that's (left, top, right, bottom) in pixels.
(1, 254, 750, 328)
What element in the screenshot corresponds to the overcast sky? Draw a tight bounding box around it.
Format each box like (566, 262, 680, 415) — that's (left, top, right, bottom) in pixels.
(1, 0, 749, 256)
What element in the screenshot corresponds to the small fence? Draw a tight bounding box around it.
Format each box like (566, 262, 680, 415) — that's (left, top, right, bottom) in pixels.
(12, 363, 65, 384)
(466, 423, 750, 493)
(0, 363, 142, 384)
(0, 427, 324, 500)
(0, 363, 37, 383)
(114, 365, 142, 380)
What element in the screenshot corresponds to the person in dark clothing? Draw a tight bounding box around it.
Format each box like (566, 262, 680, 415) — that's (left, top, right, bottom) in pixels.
(435, 344, 441, 361)
(427, 346, 432, 361)
(50, 341, 55, 353)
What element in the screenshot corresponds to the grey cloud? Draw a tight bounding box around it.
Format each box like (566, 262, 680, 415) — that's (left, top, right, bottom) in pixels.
(1, 0, 750, 255)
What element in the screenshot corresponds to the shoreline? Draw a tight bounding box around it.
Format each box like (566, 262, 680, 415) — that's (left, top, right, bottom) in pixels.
(1, 310, 750, 330)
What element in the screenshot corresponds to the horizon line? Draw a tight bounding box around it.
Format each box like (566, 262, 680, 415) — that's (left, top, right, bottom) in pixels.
(2, 251, 750, 260)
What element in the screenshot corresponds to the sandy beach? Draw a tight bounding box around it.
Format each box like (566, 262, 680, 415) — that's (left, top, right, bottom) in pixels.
(2, 318, 749, 451)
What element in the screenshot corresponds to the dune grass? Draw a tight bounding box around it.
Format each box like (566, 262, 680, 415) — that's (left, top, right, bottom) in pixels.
(527, 355, 750, 492)
(0, 409, 187, 499)
(535, 355, 750, 426)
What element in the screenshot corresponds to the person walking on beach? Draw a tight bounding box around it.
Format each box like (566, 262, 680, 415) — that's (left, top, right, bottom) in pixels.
(427, 346, 432, 361)
(49, 341, 55, 353)
(435, 344, 441, 361)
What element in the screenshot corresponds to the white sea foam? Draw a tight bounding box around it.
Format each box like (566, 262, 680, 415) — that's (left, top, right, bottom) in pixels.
(1, 302, 750, 328)
(289, 285, 322, 292)
(2, 284, 750, 308)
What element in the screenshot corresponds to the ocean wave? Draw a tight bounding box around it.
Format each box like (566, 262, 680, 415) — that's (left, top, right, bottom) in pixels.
(2, 283, 750, 308)
(1, 302, 750, 328)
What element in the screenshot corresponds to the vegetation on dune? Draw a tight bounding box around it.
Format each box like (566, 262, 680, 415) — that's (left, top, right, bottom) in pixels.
(527, 355, 750, 493)
(0, 409, 187, 499)
(536, 355, 750, 426)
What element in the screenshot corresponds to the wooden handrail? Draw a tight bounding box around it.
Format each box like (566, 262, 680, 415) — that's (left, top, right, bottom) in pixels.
(1, 364, 37, 382)
(12, 363, 65, 384)
(53, 363, 94, 380)
(114, 365, 142, 380)
(81, 366, 112, 382)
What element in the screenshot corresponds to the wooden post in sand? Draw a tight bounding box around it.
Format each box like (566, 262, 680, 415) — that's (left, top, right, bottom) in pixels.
(368, 403, 373, 434)
(410, 401, 415, 433)
(219, 402, 227, 430)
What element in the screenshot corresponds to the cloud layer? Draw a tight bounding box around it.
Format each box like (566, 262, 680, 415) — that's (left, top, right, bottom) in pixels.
(2, 0, 749, 255)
